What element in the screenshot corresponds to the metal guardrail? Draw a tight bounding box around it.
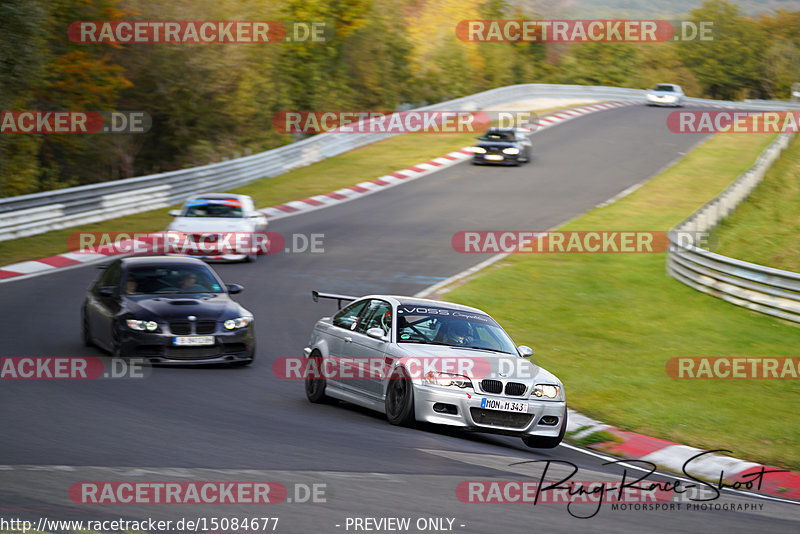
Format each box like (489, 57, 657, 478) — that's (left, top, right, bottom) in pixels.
(1, 83, 796, 241)
(666, 133, 800, 323)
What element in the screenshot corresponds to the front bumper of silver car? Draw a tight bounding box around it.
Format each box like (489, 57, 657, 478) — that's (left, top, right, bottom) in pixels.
(414, 384, 566, 438)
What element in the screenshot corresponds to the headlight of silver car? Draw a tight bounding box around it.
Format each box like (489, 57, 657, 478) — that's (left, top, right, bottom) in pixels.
(224, 316, 252, 330)
(533, 384, 561, 398)
(126, 319, 158, 332)
(423, 371, 473, 389)
(502, 147, 520, 155)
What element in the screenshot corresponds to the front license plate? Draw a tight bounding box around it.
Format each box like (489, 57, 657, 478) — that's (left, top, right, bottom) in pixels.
(485, 154, 504, 161)
(173, 336, 214, 346)
(480, 398, 528, 413)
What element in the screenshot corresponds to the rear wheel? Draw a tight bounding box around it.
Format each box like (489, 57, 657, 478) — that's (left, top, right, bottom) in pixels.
(385, 367, 415, 426)
(522, 411, 568, 449)
(305, 353, 328, 403)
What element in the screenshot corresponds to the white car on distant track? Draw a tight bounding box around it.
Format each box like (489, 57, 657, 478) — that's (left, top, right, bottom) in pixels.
(646, 83, 684, 107)
(166, 193, 269, 262)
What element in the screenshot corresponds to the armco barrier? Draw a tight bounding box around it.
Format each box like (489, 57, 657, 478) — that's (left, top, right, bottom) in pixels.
(1, 84, 796, 241)
(667, 133, 800, 323)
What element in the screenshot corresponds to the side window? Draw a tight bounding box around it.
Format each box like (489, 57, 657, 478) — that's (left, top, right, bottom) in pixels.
(96, 262, 121, 292)
(359, 300, 392, 335)
(332, 300, 368, 331)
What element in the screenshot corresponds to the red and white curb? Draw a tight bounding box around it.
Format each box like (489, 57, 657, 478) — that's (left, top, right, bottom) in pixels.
(566, 410, 800, 501)
(0, 101, 635, 283)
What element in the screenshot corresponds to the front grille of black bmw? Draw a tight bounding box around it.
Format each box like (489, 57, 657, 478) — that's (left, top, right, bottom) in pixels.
(504, 382, 526, 396)
(469, 408, 533, 429)
(170, 322, 191, 335)
(480, 379, 503, 394)
(169, 321, 217, 334)
(196, 321, 216, 334)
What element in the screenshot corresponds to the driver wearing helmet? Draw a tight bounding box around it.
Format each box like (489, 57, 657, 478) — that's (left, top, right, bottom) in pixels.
(444, 321, 473, 346)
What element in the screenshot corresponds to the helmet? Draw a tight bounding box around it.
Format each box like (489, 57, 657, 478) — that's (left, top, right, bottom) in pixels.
(446, 321, 471, 345)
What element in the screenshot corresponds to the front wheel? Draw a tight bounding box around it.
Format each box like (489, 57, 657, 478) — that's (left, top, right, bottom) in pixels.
(522, 411, 568, 449)
(385, 367, 415, 426)
(82, 311, 94, 347)
(305, 353, 329, 403)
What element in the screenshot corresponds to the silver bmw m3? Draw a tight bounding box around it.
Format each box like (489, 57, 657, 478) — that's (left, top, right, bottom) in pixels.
(303, 291, 567, 448)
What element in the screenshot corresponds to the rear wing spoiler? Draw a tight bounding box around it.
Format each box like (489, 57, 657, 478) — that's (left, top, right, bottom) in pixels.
(311, 290, 357, 310)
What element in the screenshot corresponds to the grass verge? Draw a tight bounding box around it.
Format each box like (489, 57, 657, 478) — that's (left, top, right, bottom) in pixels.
(0, 104, 589, 267)
(442, 132, 800, 470)
(710, 134, 800, 272)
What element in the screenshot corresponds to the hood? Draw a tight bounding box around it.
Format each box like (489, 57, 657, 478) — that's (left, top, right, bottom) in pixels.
(647, 90, 676, 97)
(393, 344, 561, 385)
(125, 294, 240, 321)
(167, 217, 252, 233)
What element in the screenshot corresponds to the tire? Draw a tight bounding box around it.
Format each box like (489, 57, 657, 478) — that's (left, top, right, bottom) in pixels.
(82, 310, 94, 348)
(110, 325, 124, 358)
(522, 410, 568, 449)
(385, 367, 415, 426)
(305, 353, 329, 403)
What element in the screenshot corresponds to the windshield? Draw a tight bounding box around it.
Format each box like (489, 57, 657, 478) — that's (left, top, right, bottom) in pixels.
(124, 265, 225, 295)
(182, 198, 244, 218)
(478, 131, 515, 142)
(396, 305, 517, 354)
(652, 84, 675, 92)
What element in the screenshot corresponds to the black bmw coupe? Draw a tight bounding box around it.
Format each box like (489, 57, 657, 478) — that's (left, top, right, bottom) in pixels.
(82, 256, 255, 365)
(471, 127, 532, 166)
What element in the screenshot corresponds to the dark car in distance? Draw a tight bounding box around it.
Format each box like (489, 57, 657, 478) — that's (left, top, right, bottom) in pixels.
(471, 127, 532, 165)
(82, 256, 255, 365)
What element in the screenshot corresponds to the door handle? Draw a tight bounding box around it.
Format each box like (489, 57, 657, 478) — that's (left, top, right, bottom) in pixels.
(344, 337, 353, 343)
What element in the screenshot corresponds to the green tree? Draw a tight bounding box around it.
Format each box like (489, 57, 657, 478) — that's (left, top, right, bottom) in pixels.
(677, 0, 768, 99)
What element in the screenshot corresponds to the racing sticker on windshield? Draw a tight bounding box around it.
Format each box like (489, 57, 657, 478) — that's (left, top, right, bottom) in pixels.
(186, 198, 242, 207)
(397, 305, 496, 324)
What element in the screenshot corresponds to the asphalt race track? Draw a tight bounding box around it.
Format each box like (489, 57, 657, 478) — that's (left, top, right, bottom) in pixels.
(1, 105, 798, 533)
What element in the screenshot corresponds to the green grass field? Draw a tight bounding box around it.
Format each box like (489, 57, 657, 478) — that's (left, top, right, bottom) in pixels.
(442, 132, 800, 470)
(711, 134, 800, 272)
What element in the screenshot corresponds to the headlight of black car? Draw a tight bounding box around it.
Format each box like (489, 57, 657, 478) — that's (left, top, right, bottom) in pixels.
(224, 316, 252, 330)
(126, 319, 159, 332)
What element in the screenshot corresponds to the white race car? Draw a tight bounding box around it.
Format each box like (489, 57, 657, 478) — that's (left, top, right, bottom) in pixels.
(303, 292, 568, 448)
(646, 83, 685, 107)
(166, 194, 269, 262)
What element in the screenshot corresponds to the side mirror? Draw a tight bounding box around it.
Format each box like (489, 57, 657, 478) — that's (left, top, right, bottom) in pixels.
(169, 209, 182, 217)
(227, 283, 243, 294)
(99, 286, 117, 298)
(366, 327, 389, 341)
(518, 345, 534, 358)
